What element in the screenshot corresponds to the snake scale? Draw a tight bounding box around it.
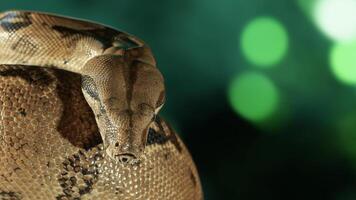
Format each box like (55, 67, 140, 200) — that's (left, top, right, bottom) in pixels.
(0, 10, 203, 200)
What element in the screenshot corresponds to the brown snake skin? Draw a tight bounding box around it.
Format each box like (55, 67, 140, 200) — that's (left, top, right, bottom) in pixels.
(0, 10, 203, 200)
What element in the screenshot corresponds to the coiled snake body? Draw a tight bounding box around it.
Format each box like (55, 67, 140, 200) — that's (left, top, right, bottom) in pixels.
(0, 10, 202, 200)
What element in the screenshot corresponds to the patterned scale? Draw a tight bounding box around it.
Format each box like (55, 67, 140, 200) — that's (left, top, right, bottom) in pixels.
(0, 65, 203, 200)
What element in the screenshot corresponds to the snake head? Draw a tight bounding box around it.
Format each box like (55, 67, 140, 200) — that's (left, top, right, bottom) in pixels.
(81, 54, 165, 164)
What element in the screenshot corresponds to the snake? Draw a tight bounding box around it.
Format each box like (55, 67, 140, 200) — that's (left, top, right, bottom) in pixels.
(0, 10, 203, 200)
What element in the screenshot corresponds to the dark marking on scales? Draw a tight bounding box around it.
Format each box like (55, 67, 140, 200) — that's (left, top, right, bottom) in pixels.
(0, 11, 32, 32)
(56, 150, 101, 199)
(0, 67, 53, 86)
(147, 116, 183, 153)
(189, 168, 198, 187)
(81, 75, 100, 101)
(119, 57, 140, 127)
(11, 35, 39, 56)
(52, 25, 140, 50)
(0, 190, 22, 200)
(126, 59, 140, 106)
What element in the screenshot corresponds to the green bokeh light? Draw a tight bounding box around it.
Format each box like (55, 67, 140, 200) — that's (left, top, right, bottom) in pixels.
(314, 0, 356, 42)
(330, 42, 356, 85)
(228, 72, 280, 122)
(241, 17, 289, 67)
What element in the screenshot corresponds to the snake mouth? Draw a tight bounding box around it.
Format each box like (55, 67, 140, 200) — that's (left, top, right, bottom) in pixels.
(104, 142, 143, 165)
(115, 153, 137, 164)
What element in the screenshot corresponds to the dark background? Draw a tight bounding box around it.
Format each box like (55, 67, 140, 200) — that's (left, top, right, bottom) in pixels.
(2, 1, 356, 199)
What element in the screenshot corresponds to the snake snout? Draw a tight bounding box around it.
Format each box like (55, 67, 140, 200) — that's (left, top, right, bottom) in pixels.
(116, 153, 136, 164)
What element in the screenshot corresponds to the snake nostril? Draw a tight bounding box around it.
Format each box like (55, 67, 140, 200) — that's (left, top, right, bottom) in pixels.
(115, 142, 119, 147)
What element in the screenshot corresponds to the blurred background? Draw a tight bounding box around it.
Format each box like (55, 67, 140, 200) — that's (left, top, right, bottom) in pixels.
(2, 0, 356, 199)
